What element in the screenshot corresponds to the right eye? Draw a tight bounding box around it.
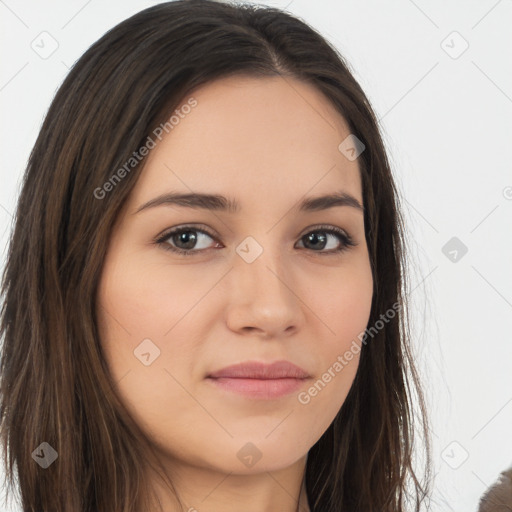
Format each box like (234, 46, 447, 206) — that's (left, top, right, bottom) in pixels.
(155, 225, 222, 255)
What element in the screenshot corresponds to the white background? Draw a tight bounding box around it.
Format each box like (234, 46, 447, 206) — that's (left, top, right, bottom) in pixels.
(1, 1, 511, 510)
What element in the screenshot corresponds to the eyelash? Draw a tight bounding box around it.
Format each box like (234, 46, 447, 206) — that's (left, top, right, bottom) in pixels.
(154, 224, 357, 256)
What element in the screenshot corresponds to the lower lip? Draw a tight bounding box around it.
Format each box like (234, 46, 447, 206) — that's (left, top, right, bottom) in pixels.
(206, 377, 307, 399)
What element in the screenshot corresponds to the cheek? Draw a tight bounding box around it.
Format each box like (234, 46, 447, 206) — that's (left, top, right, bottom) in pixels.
(97, 250, 218, 341)
(312, 257, 373, 348)
(96, 249, 221, 404)
(299, 259, 372, 408)
(95, 252, 205, 435)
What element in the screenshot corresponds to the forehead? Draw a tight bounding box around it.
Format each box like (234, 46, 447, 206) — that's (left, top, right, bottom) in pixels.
(130, 75, 363, 210)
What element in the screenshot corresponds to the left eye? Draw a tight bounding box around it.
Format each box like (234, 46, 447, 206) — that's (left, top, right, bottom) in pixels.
(156, 227, 219, 254)
(155, 225, 356, 255)
(296, 228, 355, 252)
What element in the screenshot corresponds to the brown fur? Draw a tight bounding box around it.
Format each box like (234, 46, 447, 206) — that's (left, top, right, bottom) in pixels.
(479, 468, 512, 512)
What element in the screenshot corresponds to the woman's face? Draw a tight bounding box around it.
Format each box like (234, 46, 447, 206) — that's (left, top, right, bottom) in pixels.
(96, 75, 373, 475)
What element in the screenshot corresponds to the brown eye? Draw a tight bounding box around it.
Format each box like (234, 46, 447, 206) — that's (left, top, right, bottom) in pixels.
(296, 226, 356, 254)
(156, 226, 220, 255)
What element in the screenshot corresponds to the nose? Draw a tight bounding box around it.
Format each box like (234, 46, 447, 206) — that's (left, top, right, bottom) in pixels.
(224, 241, 305, 339)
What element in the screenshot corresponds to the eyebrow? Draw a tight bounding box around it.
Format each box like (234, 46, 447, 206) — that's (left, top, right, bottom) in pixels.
(134, 190, 364, 215)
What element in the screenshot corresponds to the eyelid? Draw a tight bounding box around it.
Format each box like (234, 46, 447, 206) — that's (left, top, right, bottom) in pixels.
(155, 223, 352, 241)
(298, 223, 349, 238)
(155, 223, 218, 242)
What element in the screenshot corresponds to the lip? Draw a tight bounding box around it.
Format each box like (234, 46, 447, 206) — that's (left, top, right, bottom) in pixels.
(206, 360, 310, 400)
(207, 360, 310, 379)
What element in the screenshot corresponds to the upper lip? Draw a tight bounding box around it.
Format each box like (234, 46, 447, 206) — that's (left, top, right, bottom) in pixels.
(207, 360, 310, 379)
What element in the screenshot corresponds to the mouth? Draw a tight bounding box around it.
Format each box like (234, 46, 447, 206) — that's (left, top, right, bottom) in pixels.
(206, 360, 310, 400)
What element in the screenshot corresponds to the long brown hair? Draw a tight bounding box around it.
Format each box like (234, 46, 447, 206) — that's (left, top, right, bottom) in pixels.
(0, 1, 432, 510)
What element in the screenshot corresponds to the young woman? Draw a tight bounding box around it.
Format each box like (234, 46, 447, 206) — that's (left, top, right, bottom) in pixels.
(0, 1, 432, 511)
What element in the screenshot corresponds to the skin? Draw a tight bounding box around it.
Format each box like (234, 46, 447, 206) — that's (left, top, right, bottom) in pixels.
(96, 75, 374, 512)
